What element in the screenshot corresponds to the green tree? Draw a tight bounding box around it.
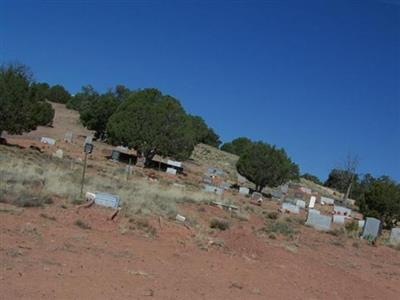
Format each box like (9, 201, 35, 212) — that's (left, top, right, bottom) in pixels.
(187, 115, 221, 147)
(31, 101, 55, 126)
(80, 91, 120, 140)
(359, 176, 400, 229)
(47, 84, 71, 104)
(107, 88, 196, 162)
(301, 173, 322, 185)
(0, 63, 55, 135)
(236, 141, 299, 192)
(221, 137, 252, 156)
(324, 169, 358, 194)
(66, 85, 98, 111)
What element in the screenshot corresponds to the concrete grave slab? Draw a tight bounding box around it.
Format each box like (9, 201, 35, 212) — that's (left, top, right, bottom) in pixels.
(362, 217, 381, 240)
(295, 199, 306, 209)
(389, 228, 400, 246)
(239, 187, 250, 195)
(306, 213, 332, 231)
(281, 203, 300, 214)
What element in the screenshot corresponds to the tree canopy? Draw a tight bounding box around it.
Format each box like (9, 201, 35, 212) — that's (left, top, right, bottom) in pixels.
(301, 173, 322, 185)
(80, 91, 120, 140)
(107, 89, 198, 161)
(47, 84, 71, 104)
(221, 137, 252, 156)
(0, 63, 55, 136)
(324, 169, 358, 194)
(348, 175, 400, 229)
(236, 140, 299, 192)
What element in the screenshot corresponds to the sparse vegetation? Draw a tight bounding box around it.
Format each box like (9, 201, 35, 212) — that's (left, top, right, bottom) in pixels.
(75, 219, 91, 230)
(264, 220, 296, 237)
(129, 217, 157, 237)
(40, 213, 56, 221)
(210, 218, 230, 231)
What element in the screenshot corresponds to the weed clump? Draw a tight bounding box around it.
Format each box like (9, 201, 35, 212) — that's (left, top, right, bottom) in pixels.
(13, 194, 43, 207)
(129, 217, 157, 237)
(75, 219, 91, 230)
(210, 218, 230, 231)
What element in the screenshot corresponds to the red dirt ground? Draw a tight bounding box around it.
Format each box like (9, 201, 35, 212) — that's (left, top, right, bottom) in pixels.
(1, 103, 400, 299)
(1, 199, 400, 300)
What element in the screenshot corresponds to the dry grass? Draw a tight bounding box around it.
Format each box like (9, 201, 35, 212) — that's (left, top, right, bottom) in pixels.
(0, 145, 218, 219)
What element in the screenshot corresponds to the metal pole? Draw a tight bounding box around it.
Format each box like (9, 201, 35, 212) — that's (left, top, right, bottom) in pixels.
(80, 151, 88, 198)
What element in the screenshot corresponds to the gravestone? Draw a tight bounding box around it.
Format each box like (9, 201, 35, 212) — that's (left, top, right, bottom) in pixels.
(389, 228, 400, 246)
(320, 196, 334, 205)
(281, 202, 300, 214)
(204, 184, 224, 195)
(239, 187, 250, 195)
(362, 217, 381, 240)
(309, 196, 316, 208)
(296, 199, 306, 209)
(280, 184, 289, 194)
(271, 190, 283, 199)
(94, 192, 120, 209)
(306, 213, 331, 231)
(334, 205, 352, 216)
(333, 215, 346, 224)
(41, 137, 56, 145)
(358, 220, 365, 229)
(166, 167, 177, 175)
(309, 209, 320, 215)
(64, 131, 73, 143)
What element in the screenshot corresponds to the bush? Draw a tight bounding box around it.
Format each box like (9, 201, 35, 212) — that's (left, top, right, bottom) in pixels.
(266, 211, 279, 220)
(210, 218, 230, 230)
(75, 219, 91, 230)
(266, 221, 295, 237)
(13, 194, 43, 207)
(129, 217, 157, 237)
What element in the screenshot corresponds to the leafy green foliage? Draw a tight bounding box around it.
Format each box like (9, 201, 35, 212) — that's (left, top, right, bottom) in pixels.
(236, 141, 299, 191)
(324, 169, 357, 193)
(0, 63, 55, 135)
(187, 115, 221, 147)
(80, 91, 120, 139)
(221, 137, 252, 156)
(66, 85, 99, 111)
(107, 89, 196, 161)
(47, 84, 71, 104)
(355, 176, 400, 229)
(301, 173, 322, 185)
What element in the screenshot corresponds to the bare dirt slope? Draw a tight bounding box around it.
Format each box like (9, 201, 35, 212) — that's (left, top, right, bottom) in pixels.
(1, 200, 400, 300)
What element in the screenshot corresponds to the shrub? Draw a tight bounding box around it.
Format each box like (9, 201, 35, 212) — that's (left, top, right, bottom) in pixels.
(13, 194, 43, 207)
(266, 211, 279, 220)
(266, 221, 295, 237)
(75, 219, 91, 230)
(210, 218, 230, 230)
(129, 217, 157, 237)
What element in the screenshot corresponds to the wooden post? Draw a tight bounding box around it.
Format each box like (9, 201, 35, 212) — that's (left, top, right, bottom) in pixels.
(80, 151, 88, 198)
(127, 157, 132, 181)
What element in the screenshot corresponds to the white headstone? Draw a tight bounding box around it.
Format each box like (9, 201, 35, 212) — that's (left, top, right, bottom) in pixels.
(296, 199, 306, 209)
(306, 213, 332, 231)
(41, 137, 56, 145)
(282, 203, 300, 214)
(239, 187, 250, 195)
(389, 228, 400, 245)
(334, 205, 352, 216)
(309, 196, 316, 208)
(166, 167, 177, 175)
(362, 217, 381, 240)
(320, 196, 334, 205)
(333, 215, 346, 224)
(358, 220, 365, 229)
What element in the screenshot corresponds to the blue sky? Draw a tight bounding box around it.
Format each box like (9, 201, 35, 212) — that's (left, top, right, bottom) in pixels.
(1, 0, 399, 181)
